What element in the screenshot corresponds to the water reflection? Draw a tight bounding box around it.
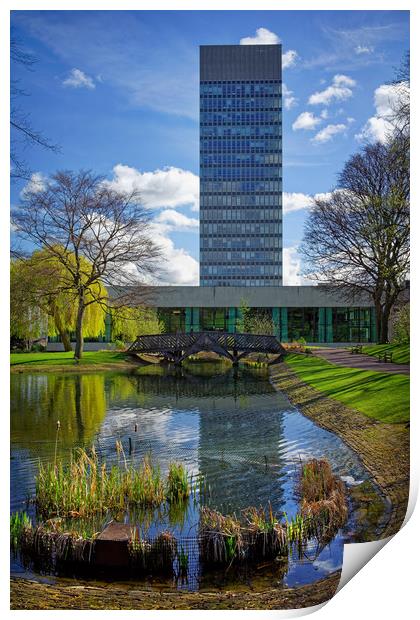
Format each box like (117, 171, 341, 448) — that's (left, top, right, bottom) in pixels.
(11, 365, 370, 590)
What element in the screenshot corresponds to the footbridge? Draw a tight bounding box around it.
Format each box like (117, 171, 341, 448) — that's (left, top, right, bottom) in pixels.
(127, 331, 286, 365)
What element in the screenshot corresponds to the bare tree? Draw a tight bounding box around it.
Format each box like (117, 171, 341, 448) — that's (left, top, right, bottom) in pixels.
(11, 34, 59, 181)
(300, 141, 409, 343)
(13, 170, 163, 358)
(389, 52, 410, 138)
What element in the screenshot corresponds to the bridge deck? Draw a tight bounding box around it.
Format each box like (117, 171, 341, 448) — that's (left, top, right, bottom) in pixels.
(127, 331, 285, 365)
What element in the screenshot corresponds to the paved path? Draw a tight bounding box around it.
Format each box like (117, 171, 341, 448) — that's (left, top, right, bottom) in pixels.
(312, 348, 410, 375)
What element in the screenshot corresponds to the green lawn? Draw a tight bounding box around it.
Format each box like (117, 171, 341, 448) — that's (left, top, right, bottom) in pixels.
(362, 343, 410, 365)
(285, 353, 409, 424)
(10, 350, 129, 367)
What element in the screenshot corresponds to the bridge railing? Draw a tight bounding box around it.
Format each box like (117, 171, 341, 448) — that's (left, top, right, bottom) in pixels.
(128, 331, 285, 355)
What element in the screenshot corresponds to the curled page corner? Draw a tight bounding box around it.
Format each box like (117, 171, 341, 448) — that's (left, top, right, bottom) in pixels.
(337, 536, 393, 592)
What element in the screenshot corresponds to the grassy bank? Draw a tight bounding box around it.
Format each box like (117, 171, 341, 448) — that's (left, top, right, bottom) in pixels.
(362, 343, 409, 364)
(10, 350, 134, 370)
(285, 353, 409, 424)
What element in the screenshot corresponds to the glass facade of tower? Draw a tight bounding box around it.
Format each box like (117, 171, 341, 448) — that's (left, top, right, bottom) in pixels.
(200, 44, 283, 286)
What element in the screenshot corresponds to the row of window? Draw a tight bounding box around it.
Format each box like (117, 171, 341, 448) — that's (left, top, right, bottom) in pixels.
(201, 112, 281, 124)
(201, 237, 282, 249)
(200, 194, 281, 207)
(200, 278, 281, 286)
(200, 81, 281, 96)
(201, 169, 281, 181)
(201, 125, 281, 138)
(201, 154, 281, 166)
(201, 210, 281, 222)
(202, 223, 281, 235)
(201, 251, 281, 262)
(200, 138, 282, 154)
(201, 101, 281, 112)
(201, 264, 282, 276)
(201, 181, 282, 192)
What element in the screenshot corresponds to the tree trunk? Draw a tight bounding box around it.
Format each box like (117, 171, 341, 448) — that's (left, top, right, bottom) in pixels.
(374, 298, 382, 345)
(379, 301, 394, 344)
(58, 329, 72, 352)
(52, 305, 73, 352)
(74, 296, 85, 360)
(379, 310, 389, 344)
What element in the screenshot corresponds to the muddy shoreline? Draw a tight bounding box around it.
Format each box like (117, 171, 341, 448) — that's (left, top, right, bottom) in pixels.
(270, 362, 410, 538)
(10, 571, 341, 610)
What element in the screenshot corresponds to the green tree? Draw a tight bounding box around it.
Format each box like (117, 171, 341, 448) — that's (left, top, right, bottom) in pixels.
(111, 306, 163, 343)
(392, 304, 409, 344)
(10, 249, 107, 351)
(236, 298, 250, 332)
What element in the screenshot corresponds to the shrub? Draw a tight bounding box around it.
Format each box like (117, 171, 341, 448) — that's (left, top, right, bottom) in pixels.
(392, 304, 409, 344)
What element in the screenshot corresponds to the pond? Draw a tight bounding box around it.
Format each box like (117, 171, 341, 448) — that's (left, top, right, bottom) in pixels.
(11, 363, 371, 591)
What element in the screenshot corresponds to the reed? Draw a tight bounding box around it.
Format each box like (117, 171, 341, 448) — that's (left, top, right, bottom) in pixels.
(299, 458, 348, 542)
(10, 511, 31, 551)
(243, 505, 288, 559)
(199, 507, 243, 565)
(35, 447, 192, 518)
(166, 462, 190, 503)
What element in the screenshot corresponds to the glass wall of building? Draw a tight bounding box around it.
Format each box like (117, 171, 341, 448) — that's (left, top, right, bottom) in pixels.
(199, 45, 283, 287)
(157, 308, 186, 333)
(287, 308, 318, 342)
(117, 306, 376, 343)
(332, 307, 373, 343)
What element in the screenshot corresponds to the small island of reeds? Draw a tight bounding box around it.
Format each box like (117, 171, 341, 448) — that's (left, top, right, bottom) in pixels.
(11, 453, 348, 579)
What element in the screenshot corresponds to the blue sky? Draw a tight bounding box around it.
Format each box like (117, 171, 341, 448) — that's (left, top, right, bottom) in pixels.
(10, 10, 409, 284)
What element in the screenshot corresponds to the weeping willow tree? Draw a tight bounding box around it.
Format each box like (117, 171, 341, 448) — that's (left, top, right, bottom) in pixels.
(10, 248, 107, 351)
(110, 306, 163, 343)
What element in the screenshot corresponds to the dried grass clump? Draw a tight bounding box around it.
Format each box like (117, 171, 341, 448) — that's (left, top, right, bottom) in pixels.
(200, 507, 243, 565)
(242, 505, 288, 559)
(149, 532, 177, 573)
(17, 524, 95, 567)
(299, 459, 348, 542)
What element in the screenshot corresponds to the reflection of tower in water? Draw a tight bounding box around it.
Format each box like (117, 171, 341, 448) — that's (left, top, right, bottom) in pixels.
(197, 369, 288, 515)
(107, 367, 290, 516)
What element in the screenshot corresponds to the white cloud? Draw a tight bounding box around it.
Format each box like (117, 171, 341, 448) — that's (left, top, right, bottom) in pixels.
(282, 50, 298, 69)
(333, 74, 356, 87)
(312, 123, 347, 143)
(239, 28, 298, 69)
(320, 109, 329, 119)
(308, 74, 356, 106)
(355, 45, 374, 54)
(355, 83, 404, 143)
(283, 192, 314, 214)
(62, 68, 95, 89)
(154, 209, 199, 232)
(150, 220, 199, 286)
(283, 83, 298, 110)
(20, 172, 47, 198)
(240, 27, 280, 45)
(283, 191, 333, 214)
(292, 111, 322, 131)
(283, 247, 305, 285)
(106, 164, 199, 211)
